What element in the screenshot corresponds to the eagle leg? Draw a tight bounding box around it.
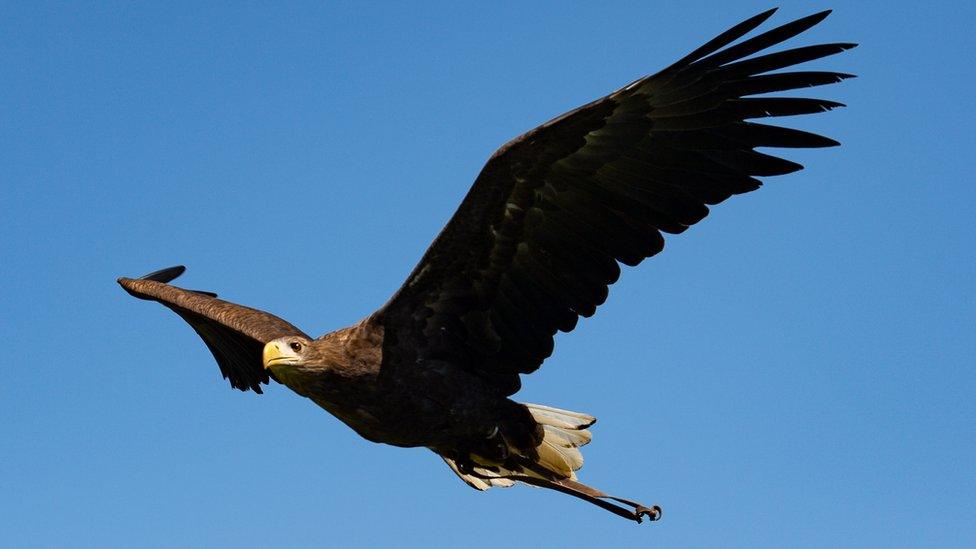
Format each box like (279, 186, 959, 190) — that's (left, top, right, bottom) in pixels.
(508, 474, 662, 523)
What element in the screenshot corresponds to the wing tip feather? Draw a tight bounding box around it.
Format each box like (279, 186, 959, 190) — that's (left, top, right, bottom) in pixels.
(665, 7, 780, 70)
(140, 265, 186, 282)
(806, 8, 833, 23)
(815, 136, 841, 148)
(118, 265, 188, 298)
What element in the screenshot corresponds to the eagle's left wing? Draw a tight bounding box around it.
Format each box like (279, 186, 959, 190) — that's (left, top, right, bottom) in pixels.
(118, 266, 310, 392)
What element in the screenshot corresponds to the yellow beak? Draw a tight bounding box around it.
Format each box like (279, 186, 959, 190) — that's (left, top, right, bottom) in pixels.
(263, 341, 284, 370)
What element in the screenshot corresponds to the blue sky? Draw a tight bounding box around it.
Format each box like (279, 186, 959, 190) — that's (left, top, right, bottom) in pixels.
(2, 1, 973, 547)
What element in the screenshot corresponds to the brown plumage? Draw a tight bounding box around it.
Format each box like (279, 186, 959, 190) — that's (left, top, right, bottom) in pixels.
(118, 9, 854, 523)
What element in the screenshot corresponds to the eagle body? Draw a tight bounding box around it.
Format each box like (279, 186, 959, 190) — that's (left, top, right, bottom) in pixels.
(270, 320, 531, 455)
(119, 9, 854, 523)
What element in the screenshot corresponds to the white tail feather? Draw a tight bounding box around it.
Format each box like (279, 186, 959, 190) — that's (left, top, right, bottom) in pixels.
(542, 424, 592, 448)
(525, 403, 596, 429)
(442, 403, 597, 490)
(527, 403, 594, 479)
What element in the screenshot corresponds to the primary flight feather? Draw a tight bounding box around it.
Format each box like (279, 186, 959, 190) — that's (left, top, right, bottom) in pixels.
(119, 8, 854, 523)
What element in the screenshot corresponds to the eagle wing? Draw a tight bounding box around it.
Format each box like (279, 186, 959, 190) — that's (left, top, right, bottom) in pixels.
(118, 266, 310, 392)
(377, 9, 855, 395)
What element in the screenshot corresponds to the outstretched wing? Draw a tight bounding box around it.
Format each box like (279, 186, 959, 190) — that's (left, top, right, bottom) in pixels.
(118, 266, 309, 392)
(377, 9, 855, 395)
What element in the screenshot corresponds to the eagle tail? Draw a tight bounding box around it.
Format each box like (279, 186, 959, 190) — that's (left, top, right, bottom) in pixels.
(522, 402, 595, 479)
(442, 403, 593, 488)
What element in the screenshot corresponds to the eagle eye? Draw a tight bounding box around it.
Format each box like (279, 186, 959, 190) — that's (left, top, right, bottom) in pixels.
(290, 341, 303, 352)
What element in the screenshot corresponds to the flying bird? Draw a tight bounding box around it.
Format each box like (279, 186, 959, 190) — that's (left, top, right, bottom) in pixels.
(119, 8, 854, 523)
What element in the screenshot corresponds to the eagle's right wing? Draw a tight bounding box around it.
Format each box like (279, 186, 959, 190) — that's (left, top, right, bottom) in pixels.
(377, 9, 854, 396)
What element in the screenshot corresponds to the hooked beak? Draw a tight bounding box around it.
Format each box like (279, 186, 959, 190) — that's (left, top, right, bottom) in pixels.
(263, 341, 297, 369)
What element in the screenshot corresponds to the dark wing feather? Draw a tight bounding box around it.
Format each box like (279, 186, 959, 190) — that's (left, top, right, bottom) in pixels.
(378, 10, 855, 395)
(118, 266, 309, 392)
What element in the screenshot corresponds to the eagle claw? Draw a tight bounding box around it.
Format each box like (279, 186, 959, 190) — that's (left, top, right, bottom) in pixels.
(636, 504, 663, 523)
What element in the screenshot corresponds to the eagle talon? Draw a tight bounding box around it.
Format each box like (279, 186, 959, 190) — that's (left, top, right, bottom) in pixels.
(632, 504, 662, 523)
(645, 504, 663, 521)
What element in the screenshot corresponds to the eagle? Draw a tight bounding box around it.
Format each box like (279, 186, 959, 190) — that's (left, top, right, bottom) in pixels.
(119, 8, 854, 523)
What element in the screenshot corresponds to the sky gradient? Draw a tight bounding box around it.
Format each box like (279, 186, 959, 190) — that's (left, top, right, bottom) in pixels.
(2, 1, 974, 547)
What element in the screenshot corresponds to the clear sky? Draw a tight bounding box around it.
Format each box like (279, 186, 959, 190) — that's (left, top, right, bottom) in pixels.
(2, 1, 973, 547)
